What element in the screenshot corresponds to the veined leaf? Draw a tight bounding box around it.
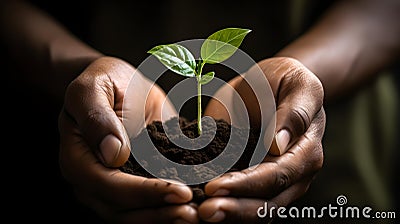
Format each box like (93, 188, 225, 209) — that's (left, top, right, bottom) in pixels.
(201, 28, 251, 64)
(148, 44, 196, 77)
(199, 71, 215, 85)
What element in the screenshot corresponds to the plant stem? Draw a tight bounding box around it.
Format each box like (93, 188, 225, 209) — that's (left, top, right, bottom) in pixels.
(197, 79, 202, 135)
(196, 60, 205, 135)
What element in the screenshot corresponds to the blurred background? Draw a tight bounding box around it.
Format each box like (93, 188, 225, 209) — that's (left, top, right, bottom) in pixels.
(2, 0, 398, 223)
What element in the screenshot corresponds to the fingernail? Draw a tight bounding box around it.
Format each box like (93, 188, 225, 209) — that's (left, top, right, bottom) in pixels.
(205, 210, 225, 222)
(212, 189, 230, 196)
(174, 219, 193, 224)
(276, 129, 291, 154)
(164, 193, 185, 203)
(99, 134, 121, 166)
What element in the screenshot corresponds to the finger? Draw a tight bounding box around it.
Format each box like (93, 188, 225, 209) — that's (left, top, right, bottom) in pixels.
(59, 112, 193, 210)
(63, 57, 133, 167)
(198, 197, 274, 223)
(204, 109, 325, 198)
(79, 191, 198, 224)
(114, 205, 199, 224)
(260, 57, 324, 155)
(198, 178, 312, 223)
(269, 176, 313, 207)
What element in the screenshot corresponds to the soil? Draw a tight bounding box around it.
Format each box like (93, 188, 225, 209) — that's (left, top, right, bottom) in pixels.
(120, 117, 259, 204)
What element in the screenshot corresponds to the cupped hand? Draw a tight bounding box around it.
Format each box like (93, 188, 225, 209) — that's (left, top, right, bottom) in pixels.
(200, 57, 325, 223)
(58, 56, 198, 223)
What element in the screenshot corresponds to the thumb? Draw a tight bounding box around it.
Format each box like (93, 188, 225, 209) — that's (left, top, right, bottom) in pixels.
(64, 86, 130, 167)
(265, 58, 324, 156)
(98, 132, 129, 168)
(269, 128, 291, 156)
(63, 59, 131, 167)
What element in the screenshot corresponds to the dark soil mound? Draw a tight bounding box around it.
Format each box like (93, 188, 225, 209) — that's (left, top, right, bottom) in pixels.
(120, 117, 259, 203)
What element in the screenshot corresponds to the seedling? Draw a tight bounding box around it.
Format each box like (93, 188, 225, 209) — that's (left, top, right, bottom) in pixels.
(148, 28, 251, 135)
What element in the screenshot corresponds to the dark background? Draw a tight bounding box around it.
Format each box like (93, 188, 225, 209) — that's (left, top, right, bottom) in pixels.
(2, 0, 398, 223)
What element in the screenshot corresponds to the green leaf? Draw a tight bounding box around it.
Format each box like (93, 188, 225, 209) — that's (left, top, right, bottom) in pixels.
(201, 28, 251, 64)
(148, 44, 196, 77)
(199, 71, 215, 85)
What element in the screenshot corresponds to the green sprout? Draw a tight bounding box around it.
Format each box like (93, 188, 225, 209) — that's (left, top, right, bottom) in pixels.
(148, 28, 251, 135)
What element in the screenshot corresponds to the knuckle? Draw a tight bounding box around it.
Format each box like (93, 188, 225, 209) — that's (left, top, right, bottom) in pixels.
(243, 169, 265, 192)
(80, 108, 109, 144)
(65, 76, 90, 97)
(275, 170, 291, 191)
(84, 108, 104, 128)
(291, 106, 311, 136)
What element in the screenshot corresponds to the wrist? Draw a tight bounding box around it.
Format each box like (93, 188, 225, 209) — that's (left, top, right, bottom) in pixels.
(48, 37, 104, 78)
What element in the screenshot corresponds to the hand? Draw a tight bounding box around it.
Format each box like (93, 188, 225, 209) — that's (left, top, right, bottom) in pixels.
(200, 57, 325, 223)
(58, 56, 198, 223)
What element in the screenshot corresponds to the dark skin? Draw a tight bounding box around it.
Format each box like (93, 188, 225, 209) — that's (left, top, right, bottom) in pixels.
(2, 1, 195, 223)
(202, 57, 325, 223)
(1, 0, 399, 223)
(201, 0, 400, 222)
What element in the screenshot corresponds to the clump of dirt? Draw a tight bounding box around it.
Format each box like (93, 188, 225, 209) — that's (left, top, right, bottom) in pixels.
(120, 117, 259, 203)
